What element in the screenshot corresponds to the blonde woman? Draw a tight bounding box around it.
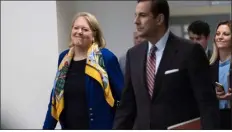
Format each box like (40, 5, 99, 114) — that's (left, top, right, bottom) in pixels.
(210, 20, 232, 129)
(43, 12, 124, 129)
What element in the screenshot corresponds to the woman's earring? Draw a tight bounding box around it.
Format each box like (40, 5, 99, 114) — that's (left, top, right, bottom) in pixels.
(92, 38, 95, 44)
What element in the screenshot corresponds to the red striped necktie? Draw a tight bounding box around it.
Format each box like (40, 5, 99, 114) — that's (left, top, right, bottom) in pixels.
(146, 46, 157, 98)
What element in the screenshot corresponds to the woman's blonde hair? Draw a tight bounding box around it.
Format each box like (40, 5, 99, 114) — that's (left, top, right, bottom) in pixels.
(209, 20, 232, 65)
(69, 12, 106, 48)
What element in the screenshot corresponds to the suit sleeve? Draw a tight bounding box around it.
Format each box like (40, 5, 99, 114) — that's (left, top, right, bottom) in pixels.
(43, 50, 68, 129)
(113, 50, 137, 129)
(187, 44, 220, 129)
(230, 63, 232, 89)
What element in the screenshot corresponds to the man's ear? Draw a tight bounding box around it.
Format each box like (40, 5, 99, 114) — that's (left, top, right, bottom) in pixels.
(156, 14, 164, 26)
(206, 35, 210, 40)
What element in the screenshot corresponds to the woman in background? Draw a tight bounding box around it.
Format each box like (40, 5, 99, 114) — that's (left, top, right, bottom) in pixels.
(43, 12, 124, 130)
(210, 20, 232, 129)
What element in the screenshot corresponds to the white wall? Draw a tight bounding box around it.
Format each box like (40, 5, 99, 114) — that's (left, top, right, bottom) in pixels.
(75, 1, 137, 58)
(56, 1, 79, 53)
(1, 1, 59, 129)
(169, 5, 231, 16)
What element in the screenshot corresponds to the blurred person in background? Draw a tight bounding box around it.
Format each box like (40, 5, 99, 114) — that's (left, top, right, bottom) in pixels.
(188, 20, 212, 59)
(43, 12, 124, 130)
(210, 20, 232, 129)
(119, 31, 145, 76)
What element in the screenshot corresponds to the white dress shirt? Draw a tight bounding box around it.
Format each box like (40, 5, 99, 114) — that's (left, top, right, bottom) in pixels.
(147, 29, 170, 74)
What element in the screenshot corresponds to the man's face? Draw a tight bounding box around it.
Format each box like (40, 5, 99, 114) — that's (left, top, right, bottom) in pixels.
(134, 1, 158, 38)
(134, 32, 145, 45)
(188, 31, 209, 50)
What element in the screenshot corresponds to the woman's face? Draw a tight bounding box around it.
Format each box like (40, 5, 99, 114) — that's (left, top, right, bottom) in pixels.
(71, 16, 94, 48)
(215, 24, 231, 50)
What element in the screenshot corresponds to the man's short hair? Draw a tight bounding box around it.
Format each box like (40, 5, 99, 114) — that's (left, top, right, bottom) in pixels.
(187, 20, 210, 37)
(137, 0, 170, 28)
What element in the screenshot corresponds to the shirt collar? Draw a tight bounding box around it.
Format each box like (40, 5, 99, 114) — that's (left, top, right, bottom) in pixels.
(148, 29, 170, 53)
(219, 56, 231, 66)
(205, 47, 208, 53)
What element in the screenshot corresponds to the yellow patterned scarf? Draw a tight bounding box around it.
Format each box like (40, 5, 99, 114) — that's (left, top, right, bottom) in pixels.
(51, 43, 114, 121)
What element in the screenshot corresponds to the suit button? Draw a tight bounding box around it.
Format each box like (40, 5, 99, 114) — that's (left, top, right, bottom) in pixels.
(90, 113, 93, 116)
(116, 101, 120, 107)
(89, 108, 92, 111)
(90, 118, 94, 121)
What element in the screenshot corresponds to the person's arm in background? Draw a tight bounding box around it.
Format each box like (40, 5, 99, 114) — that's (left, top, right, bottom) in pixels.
(118, 54, 126, 77)
(43, 50, 69, 129)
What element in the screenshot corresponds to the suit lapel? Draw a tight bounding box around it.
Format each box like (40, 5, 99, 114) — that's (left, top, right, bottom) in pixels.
(135, 41, 152, 100)
(152, 32, 178, 101)
(139, 42, 149, 92)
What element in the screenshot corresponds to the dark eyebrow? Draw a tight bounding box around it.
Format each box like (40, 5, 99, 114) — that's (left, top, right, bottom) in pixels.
(135, 12, 148, 17)
(139, 12, 148, 15)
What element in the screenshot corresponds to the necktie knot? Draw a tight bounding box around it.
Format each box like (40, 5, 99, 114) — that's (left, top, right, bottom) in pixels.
(149, 45, 157, 56)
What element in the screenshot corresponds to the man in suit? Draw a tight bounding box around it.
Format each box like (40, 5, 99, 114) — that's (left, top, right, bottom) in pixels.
(119, 31, 145, 76)
(113, 0, 220, 129)
(187, 20, 212, 59)
(230, 61, 232, 128)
